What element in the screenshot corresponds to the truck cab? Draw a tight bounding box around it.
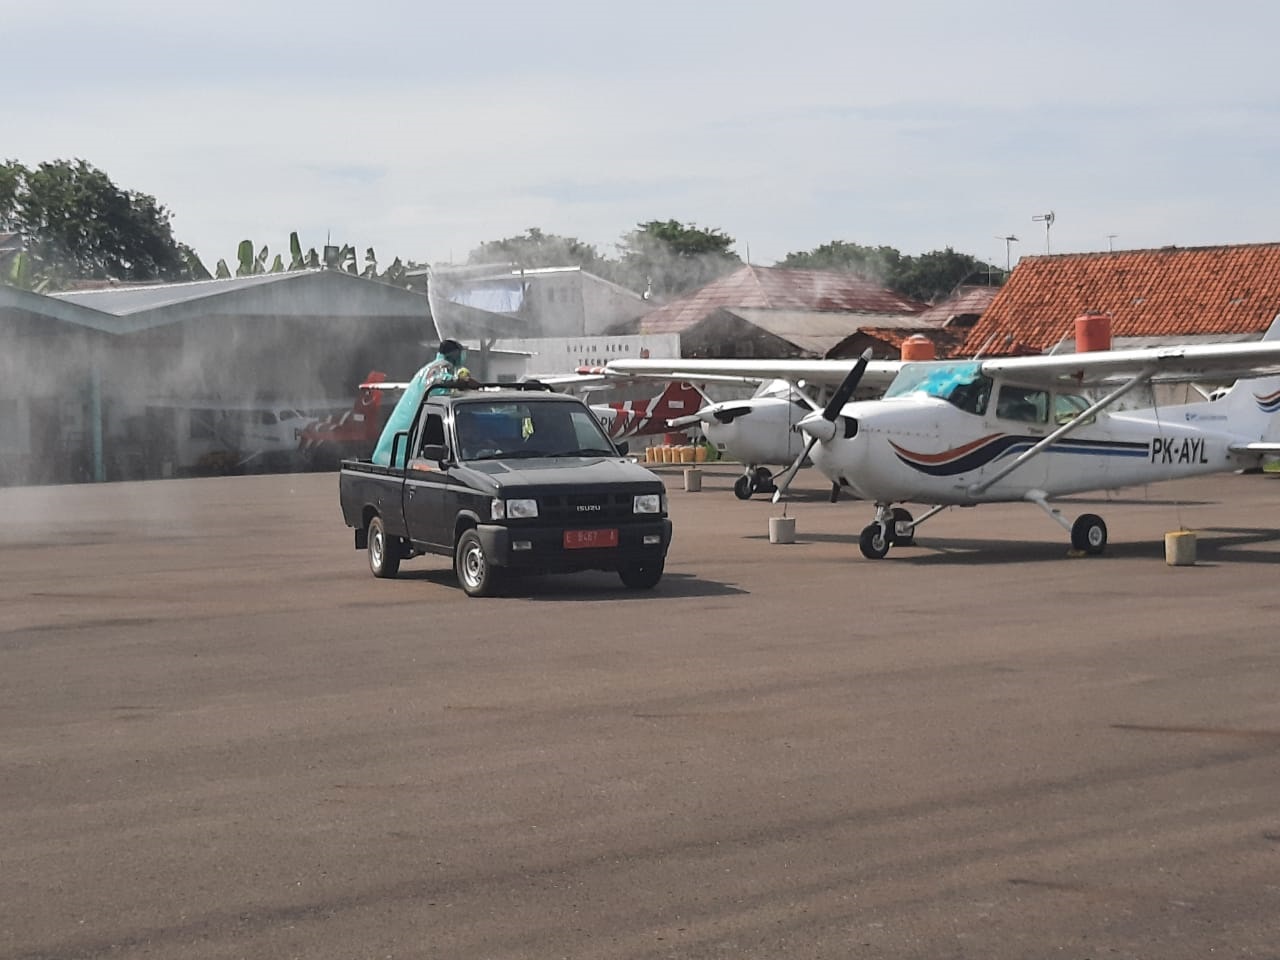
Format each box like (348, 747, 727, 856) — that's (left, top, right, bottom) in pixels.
(339, 382, 672, 596)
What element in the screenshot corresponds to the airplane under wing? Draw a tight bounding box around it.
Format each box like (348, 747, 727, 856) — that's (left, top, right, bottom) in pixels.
(598, 357, 903, 390)
(980, 340, 1280, 387)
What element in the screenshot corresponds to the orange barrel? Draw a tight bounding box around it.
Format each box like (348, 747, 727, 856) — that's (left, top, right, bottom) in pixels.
(661, 445, 674, 463)
(644, 446, 655, 462)
(900, 335, 936, 361)
(694, 444, 707, 463)
(1075, 313, 1112, 352)
(680, 446, 695, 463)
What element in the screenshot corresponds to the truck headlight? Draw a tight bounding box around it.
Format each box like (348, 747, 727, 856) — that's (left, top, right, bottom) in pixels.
(494, 497, 538, 519)
(633, 493, 661, 514)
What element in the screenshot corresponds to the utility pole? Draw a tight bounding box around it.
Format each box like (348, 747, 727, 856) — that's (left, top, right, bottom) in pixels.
(1032, 211, 1055, 253)
(1106, 233, 1118, 252)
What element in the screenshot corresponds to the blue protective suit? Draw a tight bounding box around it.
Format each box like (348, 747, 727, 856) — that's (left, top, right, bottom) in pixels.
(371, 353, 459, 466)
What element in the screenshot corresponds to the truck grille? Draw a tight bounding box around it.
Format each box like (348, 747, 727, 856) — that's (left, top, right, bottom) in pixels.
(539, 493, 636, 523)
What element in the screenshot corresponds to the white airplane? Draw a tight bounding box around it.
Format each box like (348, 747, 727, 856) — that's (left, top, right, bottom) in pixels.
(765, 331, 1280, 558)
(587, 359, 902, 499)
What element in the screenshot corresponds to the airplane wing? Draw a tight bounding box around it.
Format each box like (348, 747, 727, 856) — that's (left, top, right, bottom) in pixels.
(600, 358, 903, 390)
(980, 341, 1280, 387)
(528, 373, 611, 388)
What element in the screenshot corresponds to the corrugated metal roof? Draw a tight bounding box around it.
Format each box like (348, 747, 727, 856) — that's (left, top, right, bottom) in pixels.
(638, 265, 926, 335)
(962, 243, 1280, 356)
(914, 284, 999, 324)
(0, 283, 120, 334)
(53, 271, 327, 315)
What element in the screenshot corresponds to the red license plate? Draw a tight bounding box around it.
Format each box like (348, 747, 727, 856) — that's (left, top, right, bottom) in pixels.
(564, 528, 618, 549)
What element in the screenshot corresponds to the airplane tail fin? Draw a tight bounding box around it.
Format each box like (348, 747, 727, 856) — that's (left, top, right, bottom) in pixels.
(1214, 373, 1280, 441)
(647, 381, 706, 423)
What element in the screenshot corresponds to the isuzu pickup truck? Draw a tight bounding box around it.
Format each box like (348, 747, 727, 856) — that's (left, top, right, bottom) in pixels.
(338, 381, 672, 596)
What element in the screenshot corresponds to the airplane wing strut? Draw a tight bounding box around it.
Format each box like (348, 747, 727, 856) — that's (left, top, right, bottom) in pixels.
(966, 364, 1157, 497)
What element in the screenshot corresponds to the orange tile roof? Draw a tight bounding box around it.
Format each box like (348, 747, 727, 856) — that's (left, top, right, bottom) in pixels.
(638, 264, 926, 335)
(852, 326, 969, 356)
(962, 243, 1280, 356)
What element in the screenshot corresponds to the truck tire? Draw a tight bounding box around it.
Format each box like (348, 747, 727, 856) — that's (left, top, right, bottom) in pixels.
(367, 515, 401, 578)
(618, 558, 664, 590)
(455, 529, 500, 597)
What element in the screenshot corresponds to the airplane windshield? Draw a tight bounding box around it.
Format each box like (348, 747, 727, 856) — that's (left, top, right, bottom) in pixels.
(883, 361, 991, 415)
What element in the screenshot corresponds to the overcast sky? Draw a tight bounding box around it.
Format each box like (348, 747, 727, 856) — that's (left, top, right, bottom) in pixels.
(7, 0, 1279, 275)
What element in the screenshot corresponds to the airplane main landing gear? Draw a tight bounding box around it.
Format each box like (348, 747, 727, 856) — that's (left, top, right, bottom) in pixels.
(733, 466, 777, 500)
(1070, 513, 1107, 555)
(1027, 491, 1108, 556)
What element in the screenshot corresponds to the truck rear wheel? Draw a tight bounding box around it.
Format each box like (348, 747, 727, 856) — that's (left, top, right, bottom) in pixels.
(367, 515, 401, 578)
(455, 529, 500, 597)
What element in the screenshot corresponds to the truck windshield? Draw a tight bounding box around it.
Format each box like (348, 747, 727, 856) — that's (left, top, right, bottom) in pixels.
(454, 400, 618, 461)
(882, 361, 991, 415)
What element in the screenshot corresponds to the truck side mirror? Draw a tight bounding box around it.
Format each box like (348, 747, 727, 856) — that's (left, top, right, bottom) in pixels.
(614, 441, 629, 456)
(421, 443, 449, 464)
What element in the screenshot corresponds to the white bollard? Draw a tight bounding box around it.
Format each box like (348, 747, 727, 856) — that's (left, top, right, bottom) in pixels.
(1165, 530, 1197, 566)
(683, 468, 702, 492)
(769, 516, 796, 544)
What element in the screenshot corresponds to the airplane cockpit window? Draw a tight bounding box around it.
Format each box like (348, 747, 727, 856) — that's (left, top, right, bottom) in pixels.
(1053, 393, 1092, 425)
(996, 385, 1049, 423)
(883, 361, 991, 415)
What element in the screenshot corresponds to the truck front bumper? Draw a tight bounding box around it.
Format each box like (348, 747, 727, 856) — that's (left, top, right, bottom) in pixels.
(475, 520, 671, 572)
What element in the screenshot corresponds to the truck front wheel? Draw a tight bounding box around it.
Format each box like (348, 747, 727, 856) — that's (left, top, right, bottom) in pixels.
(618, 558, 664, 590)
(367, 515, 401, 578)
(455, 529, 501, 597)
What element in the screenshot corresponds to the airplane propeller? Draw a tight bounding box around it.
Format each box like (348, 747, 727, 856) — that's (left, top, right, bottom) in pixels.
(667, 403, 754, 430)
(771, 348, 873, 504)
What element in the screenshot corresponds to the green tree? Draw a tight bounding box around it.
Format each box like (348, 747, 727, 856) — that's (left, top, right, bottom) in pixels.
(777, 240, 903, 285)
(0, 158, 207, 288)
(468, 227, 602, 271)
(891, 248, 996, 302)
(778, 240, 997, 302)
(611, 219, 741, 298)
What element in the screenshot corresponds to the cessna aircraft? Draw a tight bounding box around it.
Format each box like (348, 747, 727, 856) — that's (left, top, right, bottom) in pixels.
(763, 332, 1280, 558)
(585, 358, 902, 499)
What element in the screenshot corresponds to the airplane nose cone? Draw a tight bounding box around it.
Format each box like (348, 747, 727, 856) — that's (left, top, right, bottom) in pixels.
(797, 411, 836, 443)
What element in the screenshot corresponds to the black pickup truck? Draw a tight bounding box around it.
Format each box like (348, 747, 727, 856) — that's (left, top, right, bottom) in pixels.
(338, 382, 672, 596)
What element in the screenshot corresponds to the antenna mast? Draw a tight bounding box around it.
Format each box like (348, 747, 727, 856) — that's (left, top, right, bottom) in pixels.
(1032, 211, 1056, 253)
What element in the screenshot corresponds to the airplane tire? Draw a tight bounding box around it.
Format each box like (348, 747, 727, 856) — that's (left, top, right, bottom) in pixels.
(733, 475, 754, 500)
(1071, 514, 1108, 555)
(618, 558, 664, 589)
(455, 529, 501, 597)
(367, 515, 401, 578)
(859, 523, 891, 559)
(891, 507, 915, 546)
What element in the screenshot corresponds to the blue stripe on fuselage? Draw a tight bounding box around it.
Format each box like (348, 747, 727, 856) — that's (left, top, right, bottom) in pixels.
(896, 435, 1149, 476)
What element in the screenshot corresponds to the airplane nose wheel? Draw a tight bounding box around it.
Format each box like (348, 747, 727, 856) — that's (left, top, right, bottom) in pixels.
(734, 468, 776, 500)
(1070, 513, 1108, 555)
(859, 523, 891, 559)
